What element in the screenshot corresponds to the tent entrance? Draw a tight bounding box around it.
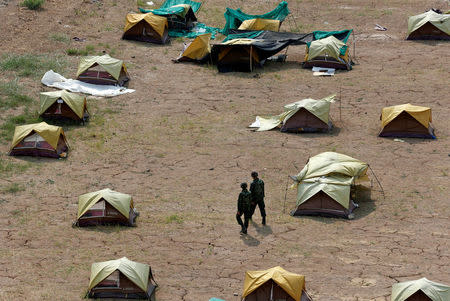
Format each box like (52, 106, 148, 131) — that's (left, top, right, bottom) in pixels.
(379, 111, 435, 138)
(407, 22, 450, 40)
(123, 20, 169, 44)
(281, 108, 330, 133)
(10, 132, 67, 158)
(217, 45, 260, 72)
(41, 98, 88, 122)
(405, 289, 432, 301)
(291, 190, 356, 219)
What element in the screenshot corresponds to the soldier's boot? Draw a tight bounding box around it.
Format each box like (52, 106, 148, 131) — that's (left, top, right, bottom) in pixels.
(240, 226, 247, 234)
(262, 216, 266, 225)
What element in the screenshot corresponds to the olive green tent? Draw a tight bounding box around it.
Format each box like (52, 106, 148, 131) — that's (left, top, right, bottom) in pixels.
(10, 122, 67, 151)
(77, 188, 132, 220)
(39, 90, 87, 120)
(77, 54, 127, 81)
(249, 95, 334, 132)
(303, 35, 351, 70)
(407, 10, 450, 40)
(88, 257, 149, 292)
(391, 278, 450, 301)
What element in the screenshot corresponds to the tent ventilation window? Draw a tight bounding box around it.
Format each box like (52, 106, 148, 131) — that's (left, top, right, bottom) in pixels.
(55, 98, 63, 114)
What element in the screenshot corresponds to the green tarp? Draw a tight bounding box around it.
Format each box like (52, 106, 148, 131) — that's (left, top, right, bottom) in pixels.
(222, 1, 290, 35)
(391, 278, 450, 301)
(89, 257, 149, 292)
(312, 29, 352, 43)
(140, 0, 202, 14)
(168, 22, 220, 39)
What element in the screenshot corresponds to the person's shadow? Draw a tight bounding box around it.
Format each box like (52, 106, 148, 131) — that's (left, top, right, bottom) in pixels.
(250, 220, 273, 236)
(240, 233, 260, 246)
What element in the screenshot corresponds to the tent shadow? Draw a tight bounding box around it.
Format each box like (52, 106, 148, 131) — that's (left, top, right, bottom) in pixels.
(378, 136, 436, 145)
(240, 233, 260, 247)
(409, 40, 450, 46)
(281, 126, 341, 138)
(74, 225, 135, 233)
(123, 39, 172, 48)
(7, 155, 65, 164)
(251, 220, 273, 236)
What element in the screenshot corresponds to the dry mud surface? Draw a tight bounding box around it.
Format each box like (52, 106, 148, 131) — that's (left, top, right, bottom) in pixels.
(0, 0, 449, 300)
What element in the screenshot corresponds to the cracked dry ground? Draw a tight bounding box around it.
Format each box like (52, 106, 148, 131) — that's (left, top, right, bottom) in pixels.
(0, 0, 449, 300)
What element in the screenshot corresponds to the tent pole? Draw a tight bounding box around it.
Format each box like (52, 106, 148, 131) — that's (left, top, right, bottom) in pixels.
(249, 45, 253, 72)
(368, 164, 385, 201)
(339, 86, 342, 121)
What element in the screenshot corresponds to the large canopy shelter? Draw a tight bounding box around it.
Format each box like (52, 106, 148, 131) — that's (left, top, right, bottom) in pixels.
(9, 122, 69, 158)
(249, 95, 334, 132)
(242, 266, 311, 301)
(391, 278, 450, 301)
(407, 10, 450, 40)
(77, 54, 130, 86)
(303, 35, 351, 70)
(123, 12, 169, 44)
(222, 1, 290, 35)
(39, 90, 89, 122)
(76, 188, 138, 227)
(87, 257, 157, 299)
(379, 103, 435, 139)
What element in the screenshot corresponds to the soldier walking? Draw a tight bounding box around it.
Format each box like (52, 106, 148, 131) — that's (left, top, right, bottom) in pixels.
(250, 171, 266, 225)
(236, 183, 251, 234)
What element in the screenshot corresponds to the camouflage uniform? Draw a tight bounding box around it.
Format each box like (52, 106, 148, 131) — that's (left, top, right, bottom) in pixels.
(250, 178, 266, 223)
(236, 188, 251, 233)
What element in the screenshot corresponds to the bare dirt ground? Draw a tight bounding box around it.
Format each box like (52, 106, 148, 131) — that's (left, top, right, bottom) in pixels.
(0, 0, 449, 300)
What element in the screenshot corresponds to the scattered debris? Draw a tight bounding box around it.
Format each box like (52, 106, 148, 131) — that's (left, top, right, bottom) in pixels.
(312, 66, 335, 76)
(73, 37, 86, 42)
(375, 24, 387, 31)
(394, 138, 405, 142)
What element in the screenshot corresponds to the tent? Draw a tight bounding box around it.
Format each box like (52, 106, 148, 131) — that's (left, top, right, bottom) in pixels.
(122, 12, 169, 44)
(379, 104, 435, 139)
(39, 90, 89, 123)
(9, 122, 69, 158)
(391, 278, 450, 301)
(312, 29, 353, 43)
(173, 33, 211, 63)
(242, 266, 312, 301)
(75, 188, 139, 227)
(222, 1, 290, 35)
(249, 95, 334, 133)
(76, 54, 130, 86)
(407, 10, 450, 40)
(238, 18, 280, 31)
(303, 35, 351, 70)
(211, 31, 313, 72)
(87, 257, 157, 299)
(139, 0, 201, 30)
(290, 152, 369, 219)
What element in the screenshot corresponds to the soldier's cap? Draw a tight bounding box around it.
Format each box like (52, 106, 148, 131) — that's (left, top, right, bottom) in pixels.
(240, 182, 247, 189)
(251, 171, 258, 177)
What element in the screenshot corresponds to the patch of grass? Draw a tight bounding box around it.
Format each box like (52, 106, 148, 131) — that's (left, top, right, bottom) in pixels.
(0, 54, 67, 78)
(165, 214, 183, 224)
(0, 111, 41, 140)
(66, 45, 95, 56)
(49, 33, 70, 43)
(2, 183, 25, 194)
(0, 80, 34, 110)
(0, 157, 31, 174)
(21, 0, 44, 10)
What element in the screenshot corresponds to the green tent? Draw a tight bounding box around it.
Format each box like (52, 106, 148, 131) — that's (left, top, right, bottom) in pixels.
(250, 95, 334, 131)
(77, 54, 127, 81)
(391, 278, 450, 301)
(39, 90, 87, 119)
(77, 188, 132, 219)
(222, 1, 290, 35)
(88, 257, 149, 292)
(407, 10, 450, 40)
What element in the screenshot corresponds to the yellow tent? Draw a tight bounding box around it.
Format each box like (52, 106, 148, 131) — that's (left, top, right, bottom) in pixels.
(176, 33, 211, 61)
(39, 90, 87, 119)
(242, 266, 305, 301)
(88, 257, 149, 292)
(123, 12, 168, 40)
(76, 54, 127, 81)
(238, 18, 280, 31)
(381, 103, 431, 129)
(250, 95, 334, 131)
(77, 188, 133, 219)
(407, 10, 450, 38)
(10, 122, 67, 150)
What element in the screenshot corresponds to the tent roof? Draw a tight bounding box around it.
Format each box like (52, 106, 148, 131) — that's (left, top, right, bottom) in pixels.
(249, 95, 334, 132)
(296, 175, 353, 209)
(238, 18, 280, 31)
(307, 35, 347, 61)
(312, 29, 353, 43)
(181, 33, 211, 60)
(77, 188, 132, 219)
(39, 90, 87, 119)
(10, 122, 67, 150)
(292, 152, 368, 183)
(76, 54, 126, 81)
(242, 266, 305, 301)
(123, 12, 168, 40)
(407, 10, 450, 37)
(381, 103, 431, 128)
(391, 278, 450, 301)
(89, 257, 149, 292)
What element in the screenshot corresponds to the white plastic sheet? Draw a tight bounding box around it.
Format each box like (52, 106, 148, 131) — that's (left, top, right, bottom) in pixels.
(41, 70, 135, 97)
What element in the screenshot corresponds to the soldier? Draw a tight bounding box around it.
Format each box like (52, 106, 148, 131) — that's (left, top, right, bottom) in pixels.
(250, 171, 266, 225)
(236, 182, 251, 234)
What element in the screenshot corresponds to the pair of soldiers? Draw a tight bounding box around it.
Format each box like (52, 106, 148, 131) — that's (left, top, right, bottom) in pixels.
(236, 171, 266, 234)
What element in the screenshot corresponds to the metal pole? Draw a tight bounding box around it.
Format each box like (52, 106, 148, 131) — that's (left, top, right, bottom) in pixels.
(339, 86, 342, 121)
(249, 45, 253, 72)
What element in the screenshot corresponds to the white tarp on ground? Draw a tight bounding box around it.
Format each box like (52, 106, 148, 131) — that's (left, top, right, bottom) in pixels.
(41, 70, 135, 97)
